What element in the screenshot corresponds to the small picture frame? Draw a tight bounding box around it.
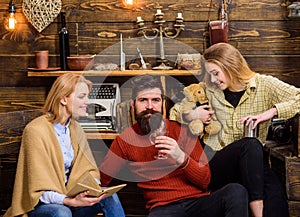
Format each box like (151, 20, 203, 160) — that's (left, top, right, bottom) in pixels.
(176, 53, 202, 70)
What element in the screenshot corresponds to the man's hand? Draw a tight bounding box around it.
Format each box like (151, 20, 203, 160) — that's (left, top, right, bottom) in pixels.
(154, 136, 185, 165)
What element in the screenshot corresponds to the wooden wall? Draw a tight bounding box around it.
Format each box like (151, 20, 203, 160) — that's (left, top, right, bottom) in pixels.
(0, 1, 299, 215)
(0, 0, 300, 113)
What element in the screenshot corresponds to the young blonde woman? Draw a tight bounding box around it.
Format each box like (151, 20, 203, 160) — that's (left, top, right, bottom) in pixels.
(4, 73, 125, 217)
(171, 43, 300, 217)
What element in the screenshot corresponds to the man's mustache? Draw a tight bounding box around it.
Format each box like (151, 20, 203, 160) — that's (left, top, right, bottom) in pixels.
(136, 109, 159, 119)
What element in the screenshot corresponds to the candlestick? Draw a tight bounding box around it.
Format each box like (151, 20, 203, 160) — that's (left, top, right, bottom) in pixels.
(156, 9, 162, 15)
(177, 13, 183, 19)
(136, 10, 184, 70)
(137, 16, 143, 22)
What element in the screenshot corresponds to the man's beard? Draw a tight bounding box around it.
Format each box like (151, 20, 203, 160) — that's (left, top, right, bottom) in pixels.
(135, 109, 163, 135)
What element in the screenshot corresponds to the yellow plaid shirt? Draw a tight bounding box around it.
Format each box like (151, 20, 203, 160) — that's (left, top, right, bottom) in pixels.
(204, 73, 300, 150)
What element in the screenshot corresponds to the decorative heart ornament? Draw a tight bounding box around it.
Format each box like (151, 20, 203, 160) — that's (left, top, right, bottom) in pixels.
(22, 0, 62, 32)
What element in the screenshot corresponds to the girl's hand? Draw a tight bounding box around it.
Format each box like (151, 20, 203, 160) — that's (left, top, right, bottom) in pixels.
(64, 191, 106, 207)
(187, 105, 215, 124)
(239, 108, 278, 129)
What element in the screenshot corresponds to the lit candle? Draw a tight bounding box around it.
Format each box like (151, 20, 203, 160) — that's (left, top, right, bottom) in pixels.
(137, 16, 143, 22)
(177, 12, 183, 19)
(157, 9, 162, 15)
(124, 0, 133, 5)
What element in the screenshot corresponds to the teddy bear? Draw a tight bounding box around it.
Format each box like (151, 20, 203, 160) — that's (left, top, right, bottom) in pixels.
(171, 82, 221, 137)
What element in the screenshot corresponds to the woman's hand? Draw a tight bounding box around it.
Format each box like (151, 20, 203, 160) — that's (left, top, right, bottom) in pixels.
(239, 107, 278, 129)
(186, 105, 215, 124)
(154, 136, 186, 164)
(63, 191, 106, 207)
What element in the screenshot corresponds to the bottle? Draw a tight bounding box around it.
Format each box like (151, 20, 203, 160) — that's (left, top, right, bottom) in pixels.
(59, 12, 70, 70)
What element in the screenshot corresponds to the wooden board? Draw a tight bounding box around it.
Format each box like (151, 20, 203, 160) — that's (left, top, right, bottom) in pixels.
(264, 141, 300, 217)
(288, 200, 300, 217)
(0, 109, 42, 155)
(286, 156, 300, 201)
(292, 114, 300, 157)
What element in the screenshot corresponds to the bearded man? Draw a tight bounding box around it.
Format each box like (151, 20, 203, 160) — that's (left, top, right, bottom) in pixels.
(99, 74, 248, 217)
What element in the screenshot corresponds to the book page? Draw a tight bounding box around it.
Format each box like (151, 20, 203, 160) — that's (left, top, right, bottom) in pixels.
(68, 183, 102, 197)
(67, 183, 127, 198)
(67, 171, 127, 197)
(102, 184, 127, 198)
(67, 171, 101, 197)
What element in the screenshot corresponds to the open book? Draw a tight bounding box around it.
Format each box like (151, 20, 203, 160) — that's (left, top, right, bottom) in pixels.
(67, 171, 126, 198)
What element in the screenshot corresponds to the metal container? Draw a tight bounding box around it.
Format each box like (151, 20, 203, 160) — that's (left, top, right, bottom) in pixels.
(243, 120, 259, 138)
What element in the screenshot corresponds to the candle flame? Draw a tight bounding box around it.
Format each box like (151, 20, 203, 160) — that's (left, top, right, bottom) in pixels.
(123, 0, 133, 6)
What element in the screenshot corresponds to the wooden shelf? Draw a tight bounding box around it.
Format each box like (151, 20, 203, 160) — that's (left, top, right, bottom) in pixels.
(86, 132, 118, 140)
(27, 69, 202, 77)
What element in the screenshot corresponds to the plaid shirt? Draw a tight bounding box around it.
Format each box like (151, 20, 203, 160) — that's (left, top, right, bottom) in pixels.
(204, 73, 300, 150)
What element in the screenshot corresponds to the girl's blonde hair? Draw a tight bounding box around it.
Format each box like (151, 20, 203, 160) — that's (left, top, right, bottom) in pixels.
(203, 43, 255, 89)
(42, 73, 92, 123)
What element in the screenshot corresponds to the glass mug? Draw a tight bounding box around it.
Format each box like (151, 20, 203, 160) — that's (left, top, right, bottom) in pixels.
(149, 127, 168, 159)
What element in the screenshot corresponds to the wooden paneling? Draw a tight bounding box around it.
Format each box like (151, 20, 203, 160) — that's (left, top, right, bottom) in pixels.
(2, 19, 300, 56)
(0, 109, 42, 155)
(289, 201, 300, 217)
(264, 141, 300, 217)
(292, 114, 300, 157)
(0, 1, 300, 215)
(0, 0, 299, 95)
(0, 87, 47, 112)
(286, 156, 300, 201)
(0, 110, 43, 212)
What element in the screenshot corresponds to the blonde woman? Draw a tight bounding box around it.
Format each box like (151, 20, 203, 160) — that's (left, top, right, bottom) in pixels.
(171, 43, 300, 217)
(4, 73, 125, 217)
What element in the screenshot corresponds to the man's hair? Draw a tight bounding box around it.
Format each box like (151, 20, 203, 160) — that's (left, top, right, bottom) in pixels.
(131, 74, 164, 100)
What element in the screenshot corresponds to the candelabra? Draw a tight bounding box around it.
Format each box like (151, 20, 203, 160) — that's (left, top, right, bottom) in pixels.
(136, 10, 184, 70)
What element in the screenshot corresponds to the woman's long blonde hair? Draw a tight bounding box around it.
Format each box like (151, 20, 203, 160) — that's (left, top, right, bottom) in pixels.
(42, 73, 92, 123)
(203, 43, 255, 89)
